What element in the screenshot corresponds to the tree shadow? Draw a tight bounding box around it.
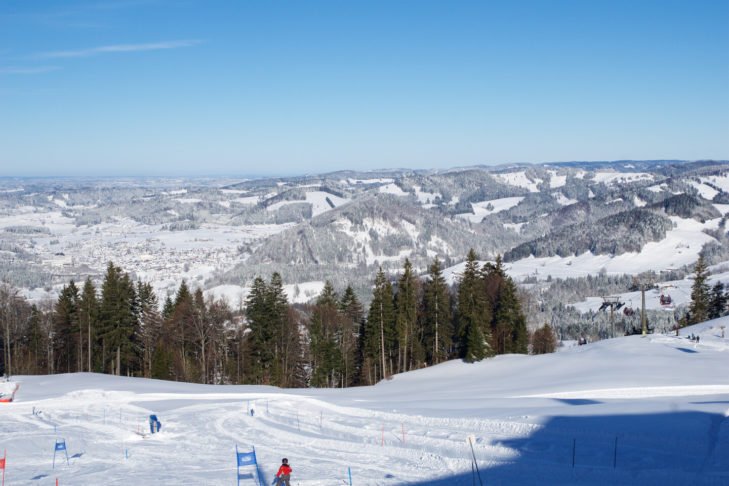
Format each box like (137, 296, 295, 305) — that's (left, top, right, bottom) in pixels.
(553, 398, 601, 406)
(398, 411, 727, 485)
(676, 347, 698, 353)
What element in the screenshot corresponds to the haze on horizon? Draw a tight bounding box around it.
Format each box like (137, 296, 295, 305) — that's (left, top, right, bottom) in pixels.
(1, 0, 728, 177)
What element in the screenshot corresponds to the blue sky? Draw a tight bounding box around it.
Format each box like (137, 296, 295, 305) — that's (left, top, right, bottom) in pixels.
(1, 0, 727, 177)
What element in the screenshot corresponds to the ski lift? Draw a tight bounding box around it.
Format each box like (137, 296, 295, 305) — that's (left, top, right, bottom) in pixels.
(623, 306, 635, 317)
(660, 294, 672, 306)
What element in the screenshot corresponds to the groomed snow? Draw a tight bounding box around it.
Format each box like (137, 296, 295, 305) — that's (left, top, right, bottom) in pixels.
(2, 319, 728, 485)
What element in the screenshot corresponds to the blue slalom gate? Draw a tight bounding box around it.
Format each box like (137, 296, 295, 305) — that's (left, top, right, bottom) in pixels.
(53, 439, 69, 469)
(236, 444, 263, 486)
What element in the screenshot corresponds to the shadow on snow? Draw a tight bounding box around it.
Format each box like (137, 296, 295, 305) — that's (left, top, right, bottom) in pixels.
(397, 411, 728, 486)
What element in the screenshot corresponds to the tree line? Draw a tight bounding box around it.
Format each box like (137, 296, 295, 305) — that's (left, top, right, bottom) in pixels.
(1, 250, 536, 387)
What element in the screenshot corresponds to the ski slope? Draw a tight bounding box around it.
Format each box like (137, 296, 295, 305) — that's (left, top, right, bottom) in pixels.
(2, 319, 728, 485)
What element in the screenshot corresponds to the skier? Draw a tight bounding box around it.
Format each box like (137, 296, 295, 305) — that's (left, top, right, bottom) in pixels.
(272, 458, 292, 486)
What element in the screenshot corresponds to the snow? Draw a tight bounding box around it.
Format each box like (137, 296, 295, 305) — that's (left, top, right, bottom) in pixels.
(456, 197, 524, 223)
(378, 183, 409, 197)
(205, 281, 326, 305)
(493, 171, 540, 192)
(713, 204, 729, 216)
(552, 193, 577, 206)
(506, 216, 719, 281)
(547, 170, 567, 189)
(175, 198, 202, 204)
(700, 174, 729, 193)
(413, 186, 440, 206)
(232, 196, 260, 205)
(266, 192, 350, 217)
(503, 222, 526, 233)
(633, 195, 646, 207)
(348, 178, 394, 185)
(569, 269, 729, 313)
(592, 171, 653, 185)
(2, 318, 728, 485)
(689, 181, 719, 200)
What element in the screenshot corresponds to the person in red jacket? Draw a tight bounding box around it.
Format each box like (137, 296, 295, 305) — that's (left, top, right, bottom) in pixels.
(273, 458, 292, 486)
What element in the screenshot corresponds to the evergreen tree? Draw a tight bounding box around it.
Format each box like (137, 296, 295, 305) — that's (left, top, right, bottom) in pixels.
(78, 278, 99, 373)
(364, 267, 396, 383)
(490, 275, 528, 354)
(688, 255, 710, 325)
(25, 304, 45, 374)
(422, 257, 453, 365)
(136, 281, 160, 378)
(708, 282, 728, 319)
(309, 281, 342, 387)
(395, 259, 421, 372)
(162, 296, 175, 319)
(456, 249, 492, 361)
(339, 285, 364, 386)
(244, 276, 274, 384)
(267, 272, 290, 386)
(53, 281, 79, 373)
(98, 263, 139, 375)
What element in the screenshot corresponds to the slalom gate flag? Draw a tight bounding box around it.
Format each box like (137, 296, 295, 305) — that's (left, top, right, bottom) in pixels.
(53, 440, 69, 469)
(236, 444, 263, 486)
(1, 449, 5, 486)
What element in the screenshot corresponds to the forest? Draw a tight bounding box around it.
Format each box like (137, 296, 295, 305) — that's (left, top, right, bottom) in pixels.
(0, 251, 535, 387)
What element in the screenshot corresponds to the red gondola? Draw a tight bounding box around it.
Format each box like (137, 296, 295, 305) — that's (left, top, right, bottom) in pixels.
(660, 294, 672, 306)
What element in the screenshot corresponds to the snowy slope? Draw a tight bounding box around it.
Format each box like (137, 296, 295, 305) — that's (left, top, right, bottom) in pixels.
(2, 320, 728, 485)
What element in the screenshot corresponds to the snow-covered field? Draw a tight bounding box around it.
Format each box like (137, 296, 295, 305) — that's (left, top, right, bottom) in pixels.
(2, 319, 728, 485)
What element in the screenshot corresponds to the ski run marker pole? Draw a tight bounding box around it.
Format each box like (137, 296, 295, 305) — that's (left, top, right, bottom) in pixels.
(466, 435, 483, 486)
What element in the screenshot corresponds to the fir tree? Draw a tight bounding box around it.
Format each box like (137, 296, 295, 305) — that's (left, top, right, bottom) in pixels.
(395, 259, 420, 372)
(338, 285, 363, 386)
(456, 249, 492, 361)
(688, 255, 710, 325)
(422, 257, 453, 365)
(53, 281, 79, 373)
(244, 276, 274, 384)
(78, 278, 99, 373)
(309, 281, 342, 387)
(708, 282, 728, 319)
(364, 267, 396, 382)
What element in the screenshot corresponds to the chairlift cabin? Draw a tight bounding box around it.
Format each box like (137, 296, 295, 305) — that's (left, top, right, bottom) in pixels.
(660, 294, 672, 306)
(623, 306, 635, 317)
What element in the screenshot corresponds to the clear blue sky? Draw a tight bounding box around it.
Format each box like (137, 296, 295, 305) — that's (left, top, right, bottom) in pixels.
(1, 0, 728, 177)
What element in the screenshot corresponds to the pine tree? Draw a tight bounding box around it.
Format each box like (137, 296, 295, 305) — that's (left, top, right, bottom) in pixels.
(267, 273, 290, 386)
(245, 277, 274, 384)
(339, 285, 364, 386)
(309, 281, 342, 387)
(491, 276, 528, 354)
(708, 282, 728, 319)
(422, 257, 453, 365)
(53, 281, 79, 373)
(98, 263, 139, 375)
(688, 255, 710, 325)
(78, 278, 99, 373)
(456, 249, 492, 362)
(395, 259, 420, 372)
(136, 281, 160, 378)
(364, 267, 396, 383)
